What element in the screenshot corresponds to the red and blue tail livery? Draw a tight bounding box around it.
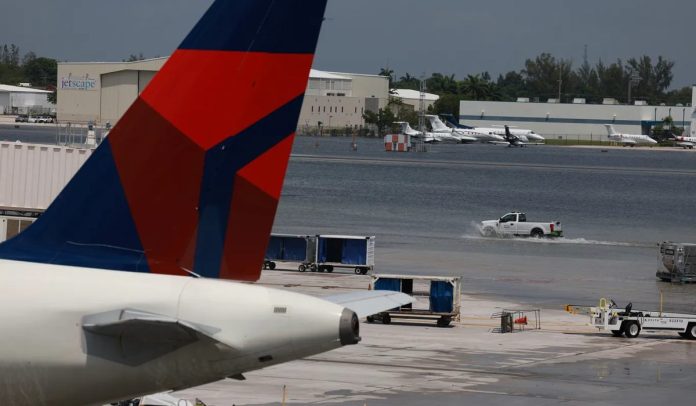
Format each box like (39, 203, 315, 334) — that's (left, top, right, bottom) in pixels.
(0, 0, 328, 281)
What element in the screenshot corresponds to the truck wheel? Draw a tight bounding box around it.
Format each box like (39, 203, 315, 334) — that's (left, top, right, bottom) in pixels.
(310, 264, 317, 272)
(482, 227, 496, 237)
(360, 268, 368, 275)
(269, 262, 276, 270)
(437, 316, 452, 327)
(326, 266, 334, 273)
(298, 264, 306, 272)
(366, 315, 375, 323)
(611, 330, 624, 337)
(686, 323, 696, 340)
(382, 313, 391, 324)
(623, 321, 640, 338)
(354, 267, 362, 275)
(531, 229, 544, 238)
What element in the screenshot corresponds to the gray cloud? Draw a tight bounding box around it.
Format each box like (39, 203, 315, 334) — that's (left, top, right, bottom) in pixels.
(2, 0, 693, 87)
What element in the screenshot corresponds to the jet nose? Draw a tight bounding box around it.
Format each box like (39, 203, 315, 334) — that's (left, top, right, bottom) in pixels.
(339, 308, 361, 345)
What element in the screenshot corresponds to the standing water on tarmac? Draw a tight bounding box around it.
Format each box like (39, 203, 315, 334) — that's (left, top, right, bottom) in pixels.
(275, 136, 696, 312)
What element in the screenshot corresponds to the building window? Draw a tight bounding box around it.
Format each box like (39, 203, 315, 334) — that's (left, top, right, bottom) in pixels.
(311, 106, 314, 112)
(323, 106, 326, 113)
(341, 107, 344, 113)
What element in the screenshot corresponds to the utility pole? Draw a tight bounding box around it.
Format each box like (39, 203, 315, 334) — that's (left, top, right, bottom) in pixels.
(557, 64, 562, 103)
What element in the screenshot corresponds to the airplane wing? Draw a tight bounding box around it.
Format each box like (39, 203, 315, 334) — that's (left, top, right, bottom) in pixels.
(323, 290, 414, 318)
(82, 309, 222, 366)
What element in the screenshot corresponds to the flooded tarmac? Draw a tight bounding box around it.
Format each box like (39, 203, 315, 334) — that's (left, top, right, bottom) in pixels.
(275, 136, 696, 311)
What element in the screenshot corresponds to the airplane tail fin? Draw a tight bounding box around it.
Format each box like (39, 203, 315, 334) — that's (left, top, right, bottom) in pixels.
(427, 115, 450, 132)
(439, 114, 473, 129)
(0, 0, 328, 281)
(604, 124, 618, 136)
(504, 125, 513, 140)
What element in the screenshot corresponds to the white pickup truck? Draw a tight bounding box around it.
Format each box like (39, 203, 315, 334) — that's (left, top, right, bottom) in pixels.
(480, 212, 562, 238)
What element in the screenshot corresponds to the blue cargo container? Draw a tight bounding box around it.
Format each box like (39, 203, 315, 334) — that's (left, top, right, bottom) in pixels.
(264, 234, 317, 272)
(369, 274, 461, 327)
(315, 234, 375, 274)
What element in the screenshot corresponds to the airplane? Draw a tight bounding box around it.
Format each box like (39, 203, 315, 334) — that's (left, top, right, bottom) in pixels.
(0, 1, 412, 405)
(439, 114, 544, 143)
(393, 121, 441, 143)
(425, 115, 478, 143)
(504, 125, 527, 147)
(671, 134, 696, 149)
(672, 113, 696, 148)
(438, 114, 506, 143)
(604, 124, 657, 146)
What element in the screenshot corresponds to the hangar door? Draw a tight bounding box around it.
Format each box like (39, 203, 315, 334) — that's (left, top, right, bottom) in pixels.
(100, 70, 157, 125)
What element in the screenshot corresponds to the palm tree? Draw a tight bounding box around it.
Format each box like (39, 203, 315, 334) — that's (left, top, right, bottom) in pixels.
(379, 67, 395, 88)
(460, 74, 491, 100)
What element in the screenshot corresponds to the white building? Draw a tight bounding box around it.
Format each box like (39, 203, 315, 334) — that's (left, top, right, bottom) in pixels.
(0, 84, 54, 115)
(459, 86, 695, 139)
(391, 89, 440, 110)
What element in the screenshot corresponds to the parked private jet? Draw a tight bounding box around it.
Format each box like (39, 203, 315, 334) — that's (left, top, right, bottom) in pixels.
(672, 134, 696, 149)
(394, 121, 441, 143)
(504, 125, 527, 147)
(439, 115, 543, 143)
(425, 115, 479, 143)
(0, 1, 412, 405)
(604, 124, 657, 146)
(438, 114, 505, 143)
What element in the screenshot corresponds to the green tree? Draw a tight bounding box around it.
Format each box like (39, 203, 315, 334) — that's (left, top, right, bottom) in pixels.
(460, 74, 491, 100)
(363, 107, 396, 135)
(379, 67, 394, 88)
(432, 94, 465, 117)
(23, 57, 57, 88)
(393, 72, 420, 90)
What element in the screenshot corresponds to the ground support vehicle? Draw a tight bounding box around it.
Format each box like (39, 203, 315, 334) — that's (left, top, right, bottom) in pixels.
(263, 234, 317, 272)
(566, 299, 696, 339)
(367, 274, 461, 327)
(656, 241, 696, 283)
(314, 234, 375, 274)
(480, 212, 562, 238)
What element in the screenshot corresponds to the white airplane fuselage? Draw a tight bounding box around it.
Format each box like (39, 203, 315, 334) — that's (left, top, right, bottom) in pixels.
(673, 135, 696, 149)
(0, 260, 349, 406)
(608, 133, 658, 146)
(473, 127, 545, 143)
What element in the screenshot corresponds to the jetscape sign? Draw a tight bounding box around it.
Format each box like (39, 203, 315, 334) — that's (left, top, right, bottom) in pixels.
(60, 76, 97, 91)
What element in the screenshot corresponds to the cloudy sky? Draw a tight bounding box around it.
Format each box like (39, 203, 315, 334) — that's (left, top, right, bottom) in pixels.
(2, 0, 694, 87)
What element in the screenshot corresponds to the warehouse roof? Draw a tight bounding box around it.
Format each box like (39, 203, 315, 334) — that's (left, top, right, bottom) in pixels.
(0, 84, 51, 94)
(392, 88, 440, 101)
(309, 69, 352, 80)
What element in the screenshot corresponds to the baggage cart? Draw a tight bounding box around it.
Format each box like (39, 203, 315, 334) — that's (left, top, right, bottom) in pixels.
(368, 274, 461, 327)
(656, 241, 696, 283)
(314, 235, 375, 274)
(264, 234, 317, 272)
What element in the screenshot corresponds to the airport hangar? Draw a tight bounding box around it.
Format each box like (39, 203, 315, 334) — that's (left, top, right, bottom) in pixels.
(459, 87, 695, 139)
(56, 58, 390, 131)
(0, 84, 53, 115)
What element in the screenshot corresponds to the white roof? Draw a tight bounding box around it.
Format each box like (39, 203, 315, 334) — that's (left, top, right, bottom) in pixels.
(0, 84, 51, 94)
(392, 89, 440, 101)
(309, 69, 352, 80)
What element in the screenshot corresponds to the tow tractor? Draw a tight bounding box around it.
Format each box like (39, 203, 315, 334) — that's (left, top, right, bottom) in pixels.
(566, 298, 696, 339)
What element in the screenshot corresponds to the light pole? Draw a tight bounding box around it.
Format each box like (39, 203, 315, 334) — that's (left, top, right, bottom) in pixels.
(627, 74, 640, 105)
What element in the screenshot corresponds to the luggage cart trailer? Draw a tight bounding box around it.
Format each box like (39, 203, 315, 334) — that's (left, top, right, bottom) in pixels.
(315, 235, 375, 274)
(368, 274, 461, 327)
(264, 234, 317, 272)
(656, 241, 696, 283)
(567, 299, 696, 339)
